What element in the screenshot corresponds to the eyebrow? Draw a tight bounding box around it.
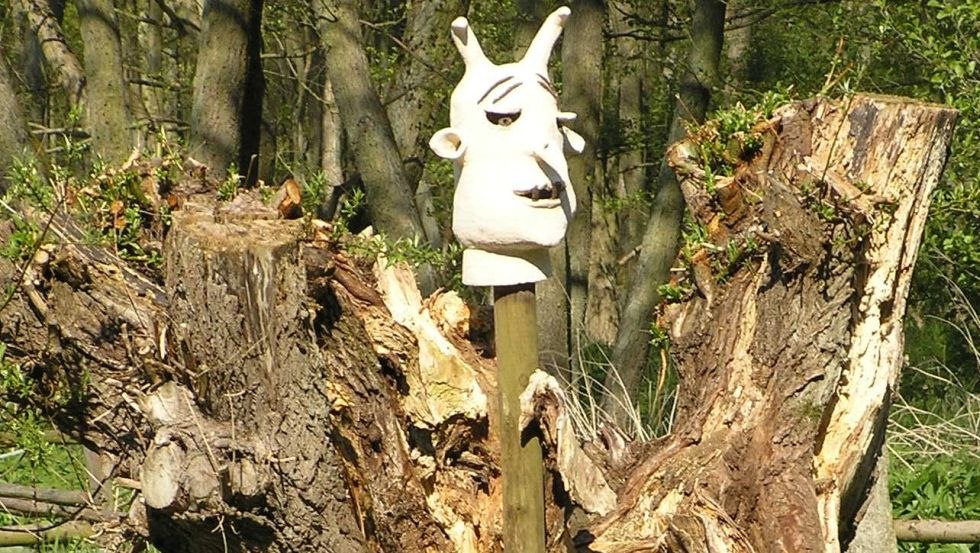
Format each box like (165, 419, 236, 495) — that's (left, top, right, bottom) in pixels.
(478, 76, 515, 104)
(493, 81, 524, 103)
(536, 74, 559, 100)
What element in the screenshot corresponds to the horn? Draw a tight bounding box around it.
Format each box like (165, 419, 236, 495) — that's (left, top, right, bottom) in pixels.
(520, 6, 571, 72)
(450, 17, 490, 68)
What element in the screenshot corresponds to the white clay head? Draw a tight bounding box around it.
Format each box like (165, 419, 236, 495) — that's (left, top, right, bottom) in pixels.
(429, 7, 584, 285)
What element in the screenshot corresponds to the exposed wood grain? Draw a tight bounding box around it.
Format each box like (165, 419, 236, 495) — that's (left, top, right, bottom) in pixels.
(584, 95, 957, 553)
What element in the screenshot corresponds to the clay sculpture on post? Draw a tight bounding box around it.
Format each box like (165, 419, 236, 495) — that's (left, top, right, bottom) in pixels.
(429, 6, 584, 286)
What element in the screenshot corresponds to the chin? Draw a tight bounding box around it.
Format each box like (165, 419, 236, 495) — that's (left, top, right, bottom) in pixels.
(454, 221, 567, 251)
(454, 199, 568, 250)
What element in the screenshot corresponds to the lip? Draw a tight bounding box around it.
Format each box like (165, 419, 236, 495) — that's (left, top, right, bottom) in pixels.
(520, 197, 561, 208)
(513, 181, 564, 208)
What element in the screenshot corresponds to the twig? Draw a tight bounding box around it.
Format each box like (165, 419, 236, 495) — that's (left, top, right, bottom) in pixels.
(0, 482, 88, 506)
(0, 522, 93, 547)
(895, 520, 980, 544)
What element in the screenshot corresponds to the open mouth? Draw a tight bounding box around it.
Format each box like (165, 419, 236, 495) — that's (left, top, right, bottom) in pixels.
(513, 181, 565, 204)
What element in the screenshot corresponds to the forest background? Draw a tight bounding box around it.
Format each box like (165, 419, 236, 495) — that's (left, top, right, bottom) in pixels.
(0, 0, 976, 551)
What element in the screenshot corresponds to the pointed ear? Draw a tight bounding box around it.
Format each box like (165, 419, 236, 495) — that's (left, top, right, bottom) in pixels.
(429, 128, 466, 160)
(561, 126, 585, 155)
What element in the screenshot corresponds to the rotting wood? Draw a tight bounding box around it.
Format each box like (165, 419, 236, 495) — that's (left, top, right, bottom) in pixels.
(519, 371, 616, 516)
(811, 95, 958, 552)
(580, 95, 956, 552)
(0, 497, 119, 522)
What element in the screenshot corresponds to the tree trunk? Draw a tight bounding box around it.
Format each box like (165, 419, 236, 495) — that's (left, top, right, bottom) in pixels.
(318, 0, 426, 240)
(0, 95, 955, 553)
(723, 0, 752, 97)
(513, 0, 551, 59)
(76, 0, 133, 163)
(384, 0, 464, 249)
(385, 0, 462, 183)
(188, 0, 263, 182)
(17, 0, 85, 104)
(0, 59, 29, 192)
(319, 74, 344, 210)
(16, 4, 49, 124)
(604, 0, 726, 429)
(318, 0, 434, 291)
(553, 0, 604, 369)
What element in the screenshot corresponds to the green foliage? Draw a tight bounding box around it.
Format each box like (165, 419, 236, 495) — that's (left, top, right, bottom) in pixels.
(693, 101, 773, 177)
(891, 452, 980, 553)
(0, 216, 39, 261)
(331, 189, 465, 291)
(301, 171, 327, 215)
(0, 342, 31, 399)
(5, 157, 54, 209)
(0, 433, 104, 552)
(217, 162, 241, 201)
(656, 282, 689, 303)
(892, 453, 980, 522)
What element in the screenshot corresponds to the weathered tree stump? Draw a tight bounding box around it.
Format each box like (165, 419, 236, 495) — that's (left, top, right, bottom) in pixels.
(0, 95, 956, 553)
(581, 95, 956, 552)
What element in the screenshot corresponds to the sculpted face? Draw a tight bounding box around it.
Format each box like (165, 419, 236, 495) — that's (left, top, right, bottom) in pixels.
(429, 7, 584, 286)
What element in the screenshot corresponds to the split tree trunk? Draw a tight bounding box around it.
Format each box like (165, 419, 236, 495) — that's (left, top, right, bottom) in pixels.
(0, 95, 954, 552)
(586, 95, 956, 551)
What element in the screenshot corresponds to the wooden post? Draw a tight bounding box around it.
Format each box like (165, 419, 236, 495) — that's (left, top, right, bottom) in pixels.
(493, 283, 546, 552)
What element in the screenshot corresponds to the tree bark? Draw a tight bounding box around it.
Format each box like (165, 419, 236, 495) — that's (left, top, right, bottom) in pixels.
(0, 59, 29, 192)
(318, 0, 426, 241)
(319, 74, 344, 212)
(384, 0, 464, 249)
(76, 0, 133, 163)
(15, 4, 49, 124)
(385, 0, 463, 183)
(513, 0, 552, 59)
(844, 452, 898, 552)
(604, 0, 726, 430)
(188, 0, 264, 182)
(894, 520, 980, 544)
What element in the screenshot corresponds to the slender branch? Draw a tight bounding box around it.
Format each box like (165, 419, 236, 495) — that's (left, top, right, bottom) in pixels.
(0, 483, 88, 507)
(0, 430, 74, 446)
(151, 0, 200, 36)
(0, 497, 116, 522)
(895, 520, 980, 544)
(0, 522, 93, 547)
(608, 0, 842, 42)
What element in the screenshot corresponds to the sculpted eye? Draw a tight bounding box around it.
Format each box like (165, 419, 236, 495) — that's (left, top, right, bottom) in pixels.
(486, 111, 521, 126)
